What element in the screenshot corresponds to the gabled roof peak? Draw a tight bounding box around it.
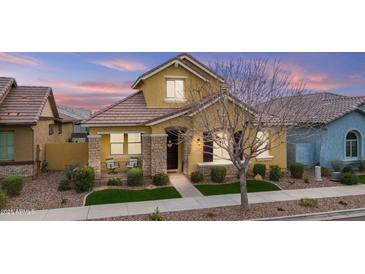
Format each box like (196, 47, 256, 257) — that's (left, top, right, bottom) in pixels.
(131, 53, 225, 89)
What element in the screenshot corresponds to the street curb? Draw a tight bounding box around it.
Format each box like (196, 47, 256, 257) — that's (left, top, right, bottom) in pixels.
(251, 207, 365, 221)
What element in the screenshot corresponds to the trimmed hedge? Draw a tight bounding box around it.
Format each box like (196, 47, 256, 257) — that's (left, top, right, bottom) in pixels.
(340, 172, 359, 185)
(289, 162, 304, 179)
(1, 176, 24, 197)
(190, 171, 204, 183)
(72, 166, 95, 193)
(210, 166, 227, 183)
(253, 164, 266, 178)
(127, 168, 144, 186)
(0, 190, 6, 210)
(153, 173, 170, 186)
(107, 177, 122, 186)
(269, 165, 281, 182)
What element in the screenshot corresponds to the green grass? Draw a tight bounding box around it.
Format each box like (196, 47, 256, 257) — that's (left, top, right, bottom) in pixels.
(358, 175, 365, 184)
(194, 180, 281, 196)
(85, 187, 182, 206)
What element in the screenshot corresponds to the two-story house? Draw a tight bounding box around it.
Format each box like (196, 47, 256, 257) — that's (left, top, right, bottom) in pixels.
(83, 53, 287, 179)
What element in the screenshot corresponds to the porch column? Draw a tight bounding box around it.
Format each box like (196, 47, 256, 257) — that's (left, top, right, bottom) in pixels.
(141, 134, 151, 177)
(88, 135, 101, 179)
(150, 134, 167, 176)
(182, 133, 192, 175)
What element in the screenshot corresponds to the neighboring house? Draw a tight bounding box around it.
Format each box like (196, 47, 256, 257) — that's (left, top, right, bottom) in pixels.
(0, 77, 75, 178)
(83, 53, 287, 179)
(275, 92, 365, 169)
(58, 106, 91, 142)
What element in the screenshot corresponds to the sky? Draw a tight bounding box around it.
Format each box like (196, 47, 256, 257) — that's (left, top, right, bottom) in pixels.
(1, 52, 365, 112)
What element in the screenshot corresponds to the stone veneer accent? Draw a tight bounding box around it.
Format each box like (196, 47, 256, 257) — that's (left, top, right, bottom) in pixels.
(88, 135, 101, 179)
(0, 164, 34, 178)
(141, 135, 168, 176)
(149, 134, 167, 176)
(141, 135, 151, 176)
(198, 163, 239, 179)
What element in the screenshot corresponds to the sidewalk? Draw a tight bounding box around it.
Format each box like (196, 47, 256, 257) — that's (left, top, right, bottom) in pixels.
(2, 184, 365, 221)
(168, 173, 203, 197)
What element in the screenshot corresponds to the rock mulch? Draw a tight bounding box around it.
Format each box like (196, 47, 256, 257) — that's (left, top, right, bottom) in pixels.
(6, 172, 86, 210)
(98, 194, 365, 221)
(276, 169, 341, 190)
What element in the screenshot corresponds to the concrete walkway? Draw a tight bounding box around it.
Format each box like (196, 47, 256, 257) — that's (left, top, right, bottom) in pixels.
(168, 173, 203, 197)
(3, 184, 365, 221)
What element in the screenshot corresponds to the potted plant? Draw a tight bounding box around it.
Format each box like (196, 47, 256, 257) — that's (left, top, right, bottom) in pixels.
(330, 160, 342, 181)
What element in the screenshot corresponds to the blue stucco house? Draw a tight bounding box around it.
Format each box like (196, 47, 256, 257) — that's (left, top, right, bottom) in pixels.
(284, 93, 365, 169)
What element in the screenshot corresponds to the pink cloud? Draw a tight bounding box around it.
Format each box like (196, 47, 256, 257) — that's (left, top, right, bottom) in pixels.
(279, 61, 365, 91)
(91, 59, 147, 71)
(42, 79, 133, 93)
(0, 53, 40, 66)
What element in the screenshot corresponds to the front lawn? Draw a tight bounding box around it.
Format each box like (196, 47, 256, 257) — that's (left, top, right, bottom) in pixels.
(358, 175, 365, 184)
(195, 180, 281, 196)
(85, 187, 182, 206)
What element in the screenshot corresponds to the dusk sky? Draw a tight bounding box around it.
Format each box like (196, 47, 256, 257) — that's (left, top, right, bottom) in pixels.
(1, 52, 365, 112)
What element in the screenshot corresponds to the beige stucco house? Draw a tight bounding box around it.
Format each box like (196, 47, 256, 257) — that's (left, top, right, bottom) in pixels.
(83, 54, 287, 179)
(0, 77, 76, 178)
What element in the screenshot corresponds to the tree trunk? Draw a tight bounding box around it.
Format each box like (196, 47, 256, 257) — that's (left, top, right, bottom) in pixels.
(239, 168, 249, 209)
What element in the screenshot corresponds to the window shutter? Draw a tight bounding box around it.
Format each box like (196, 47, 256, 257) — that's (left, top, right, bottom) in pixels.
(234, 131, 243, 160)
(203, 132, 213, 162)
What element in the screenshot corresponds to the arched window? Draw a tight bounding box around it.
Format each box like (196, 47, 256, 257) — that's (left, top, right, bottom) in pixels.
(345, 131, 359, 158)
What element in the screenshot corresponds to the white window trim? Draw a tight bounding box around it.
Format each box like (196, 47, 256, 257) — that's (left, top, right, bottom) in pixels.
(256, 155, 274, 161)
(127, 133, 142, 155)
(165, 79, 185, 100)
(344, 129, 361, 160)
(110, 133, 124, 155)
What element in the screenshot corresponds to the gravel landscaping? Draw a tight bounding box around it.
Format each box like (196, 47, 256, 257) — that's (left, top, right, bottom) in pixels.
(5, 172, 86, 210)
(276, 169, 342, 190)
(97, 194, 365, 221)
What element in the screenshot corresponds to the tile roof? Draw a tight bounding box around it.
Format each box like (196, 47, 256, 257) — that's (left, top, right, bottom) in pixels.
(58, 105, 91, 120)
(0, 82, 59, 125)
(83, 91, 181, 125)
(0, 77, 16, 103)
(261, 92, 365, 125)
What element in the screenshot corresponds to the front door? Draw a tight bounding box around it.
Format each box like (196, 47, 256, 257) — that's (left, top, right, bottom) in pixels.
(167, 132, 178, 170)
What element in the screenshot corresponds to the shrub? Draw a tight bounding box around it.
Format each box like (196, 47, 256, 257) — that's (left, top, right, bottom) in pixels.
(72, 166, 95, 193)
(149, 207, 162, 221)
(152, 173, 170, 186)
(340, 172, 359, 185)
(331, 160, 342, 172)
(127, 168, 144, 186)
(289, 162, 304, 179)
(0, 190, 6, 210)
(304, 176, 310, 184)
(299, 198, 318, 207)
(190, 171, 204, 183)
(107, 177, 122, 186)
(65, 164, 80, 180)
(359, 160, 365, 172)
(1, 176, 24, 197)
(321, 167, 330, 177)
(210, 166, 227, 183)
(58, 179, 73, 191)
(253, 164, 266, 178)
(269, 165, 281, 181)
(342, 165, 354, 174)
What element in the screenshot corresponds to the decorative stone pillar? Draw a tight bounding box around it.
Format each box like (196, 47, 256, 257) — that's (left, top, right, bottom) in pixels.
(150, 134, 167, 176)
(88, 135, 101, 179)
(141, 134, 151, 177)
(182, 133, 192, 175)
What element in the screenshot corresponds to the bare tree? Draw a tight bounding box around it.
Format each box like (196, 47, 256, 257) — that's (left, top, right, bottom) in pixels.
(185, 58, 319, 209)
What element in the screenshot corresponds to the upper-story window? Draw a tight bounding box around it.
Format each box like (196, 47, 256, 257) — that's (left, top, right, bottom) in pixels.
(166, 79, 184, 100)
